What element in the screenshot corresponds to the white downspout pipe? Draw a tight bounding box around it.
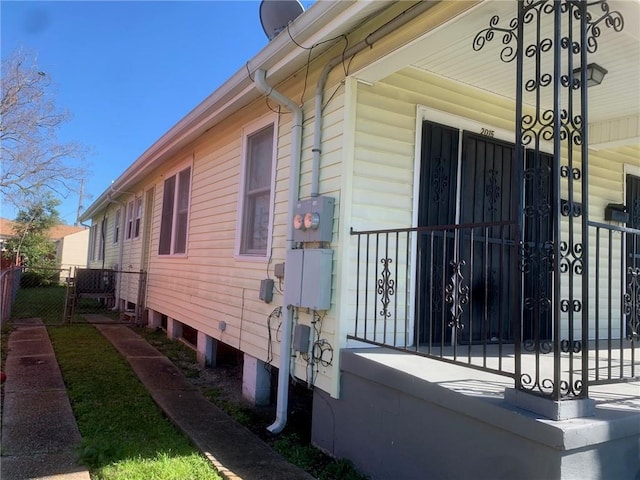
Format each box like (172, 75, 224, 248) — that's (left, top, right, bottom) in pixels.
(312, 0, 437, 197)
(106, 194, 126, 310)
(253, 68, 303, 434)
(108, 185, 135, 309)
(255, 1, 435, 433)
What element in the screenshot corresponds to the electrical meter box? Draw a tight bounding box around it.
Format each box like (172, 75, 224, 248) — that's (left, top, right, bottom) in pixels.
(284, 249, 333, 310)
(292, 196, 335, 243)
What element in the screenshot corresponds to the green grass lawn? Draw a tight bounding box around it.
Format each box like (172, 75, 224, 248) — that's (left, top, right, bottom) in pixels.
(11, 285, 67, 324)
(48, 325, 220, 480)
(7, 286, 365, 480)
(11, 285, 118, 324)
(136, 327, 367, 480)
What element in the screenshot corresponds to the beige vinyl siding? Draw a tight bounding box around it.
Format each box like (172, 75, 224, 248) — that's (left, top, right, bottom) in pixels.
(144, 105, 284, 367)
(290, 87, 344, 390)
(88, 206, 116, 269)
(86, 186, 153, 309)
(57, 230, 90, 279)
(136, 64, 346, 393)
(584, 146, 639, 338)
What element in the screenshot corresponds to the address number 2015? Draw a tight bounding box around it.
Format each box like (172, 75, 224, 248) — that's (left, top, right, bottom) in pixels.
(480, 128, 495, 137)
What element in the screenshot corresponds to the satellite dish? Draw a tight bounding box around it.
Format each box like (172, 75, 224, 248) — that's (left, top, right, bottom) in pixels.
(259, 0, 305, 40)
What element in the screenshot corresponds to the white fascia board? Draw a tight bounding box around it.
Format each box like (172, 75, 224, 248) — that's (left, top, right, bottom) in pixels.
(81, 0, 395, 221)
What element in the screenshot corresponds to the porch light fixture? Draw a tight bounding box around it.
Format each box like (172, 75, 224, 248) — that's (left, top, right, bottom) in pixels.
(573, 63, 608, 87)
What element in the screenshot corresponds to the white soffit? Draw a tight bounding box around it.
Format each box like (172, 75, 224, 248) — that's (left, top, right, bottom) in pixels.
(356, 0, 640, 131)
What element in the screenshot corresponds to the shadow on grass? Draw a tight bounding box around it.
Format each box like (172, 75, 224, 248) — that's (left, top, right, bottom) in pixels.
(48, 325, 220, 480)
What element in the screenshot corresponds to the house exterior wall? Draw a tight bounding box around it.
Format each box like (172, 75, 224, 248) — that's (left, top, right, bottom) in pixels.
(57, 229, 90, 280)
(77, 1, 638, 477)
(144, 112, 268, 362)
(86, 191, 149, 307)
(77, 0, 481, 401)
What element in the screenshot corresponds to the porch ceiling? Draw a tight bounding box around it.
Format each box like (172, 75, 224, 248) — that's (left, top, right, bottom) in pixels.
(356, 0, 640, 148)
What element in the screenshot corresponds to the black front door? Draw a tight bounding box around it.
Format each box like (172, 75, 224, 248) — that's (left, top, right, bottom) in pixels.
(522, 151, 553, 342)
(415, 121, 459, 345)
(416, 121, 552, 345)
(416, 122, 518, 344)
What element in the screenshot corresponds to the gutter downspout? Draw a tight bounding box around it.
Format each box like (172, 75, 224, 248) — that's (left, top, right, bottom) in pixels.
(253, 69, 303, 434)
(108, 185, 135, 309)
(106, 194, 126, 309)
(312, 0, 437, 197)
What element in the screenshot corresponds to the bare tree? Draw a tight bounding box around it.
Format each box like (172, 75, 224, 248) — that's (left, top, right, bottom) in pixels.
(1, 49, 88, 208)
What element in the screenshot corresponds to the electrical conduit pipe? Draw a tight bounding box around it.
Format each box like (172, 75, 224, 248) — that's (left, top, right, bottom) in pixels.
(312, 0, 436, 197)
(257, 1, 435, 433)
(253, 69, 303, 434)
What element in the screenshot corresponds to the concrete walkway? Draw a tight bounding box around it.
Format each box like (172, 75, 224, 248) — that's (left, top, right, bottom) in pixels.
(2, 316, 314, 480)
(1, 318, 90, 480)
(86, 315, 314, 480)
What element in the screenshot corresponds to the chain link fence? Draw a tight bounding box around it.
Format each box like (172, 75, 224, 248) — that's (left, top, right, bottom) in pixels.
(5, 267, 147, 325)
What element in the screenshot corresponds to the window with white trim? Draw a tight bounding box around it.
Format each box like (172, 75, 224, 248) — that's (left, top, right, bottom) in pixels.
(238, 122, 276, 257)
(159, 166, 191, 255)
(113, 209, 121, 244)
(126, 201, 134, 240)
(134, 197, 142, 238)
(98, 217, 106, 261)
(89, 224, 97, 261)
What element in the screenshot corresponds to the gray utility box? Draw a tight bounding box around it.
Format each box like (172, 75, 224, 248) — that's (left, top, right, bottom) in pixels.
(284, 249, 333, 310)
(292, 196, 335, 243)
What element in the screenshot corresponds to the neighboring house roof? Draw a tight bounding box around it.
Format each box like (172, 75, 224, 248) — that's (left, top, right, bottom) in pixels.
(0, 218, 16, 240)
(0, 218, 86, 241)
(48, 224, 87, 241)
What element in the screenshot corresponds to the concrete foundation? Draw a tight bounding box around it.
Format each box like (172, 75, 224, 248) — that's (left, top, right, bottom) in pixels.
(311, 348, 640, 480)
(242, 354, 271, 406)
(148, 309, 163, 329)
(167, 317, 182, 340)
(197, 331, 217, 367)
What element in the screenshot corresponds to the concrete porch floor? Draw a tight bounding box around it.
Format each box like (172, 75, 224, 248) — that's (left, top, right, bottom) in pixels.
(347, 339, 640, 411)
(313, 346, 640, 479)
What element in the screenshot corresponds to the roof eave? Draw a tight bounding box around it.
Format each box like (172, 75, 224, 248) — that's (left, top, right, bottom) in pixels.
(80, 0, 396, 222)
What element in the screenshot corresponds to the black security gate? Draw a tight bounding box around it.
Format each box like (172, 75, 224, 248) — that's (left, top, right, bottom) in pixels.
(416, 122, 552, 345)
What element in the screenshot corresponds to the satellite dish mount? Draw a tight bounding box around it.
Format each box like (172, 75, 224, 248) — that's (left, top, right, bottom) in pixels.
(259, 0, 305, 40)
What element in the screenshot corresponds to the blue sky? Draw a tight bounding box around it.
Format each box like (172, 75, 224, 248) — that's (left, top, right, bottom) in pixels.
(1, 0, 312, 224)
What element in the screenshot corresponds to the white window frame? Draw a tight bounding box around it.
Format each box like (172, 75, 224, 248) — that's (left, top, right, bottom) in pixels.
(158, 160, 193, 256)
(98, 216, 107, 261)
(235, 115, 278, 260)
(113, 208, 121, 244)
(88, 224, 97, 261)
(133, 197, 143, 239)
(126, 200, 134, 240)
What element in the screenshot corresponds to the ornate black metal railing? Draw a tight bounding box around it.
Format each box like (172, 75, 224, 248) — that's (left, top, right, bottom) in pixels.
(589, 221, 640, 384)
(469, 0, 626, 402)
(349, 222, 639, 397)
(349, 222, 520, 379)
